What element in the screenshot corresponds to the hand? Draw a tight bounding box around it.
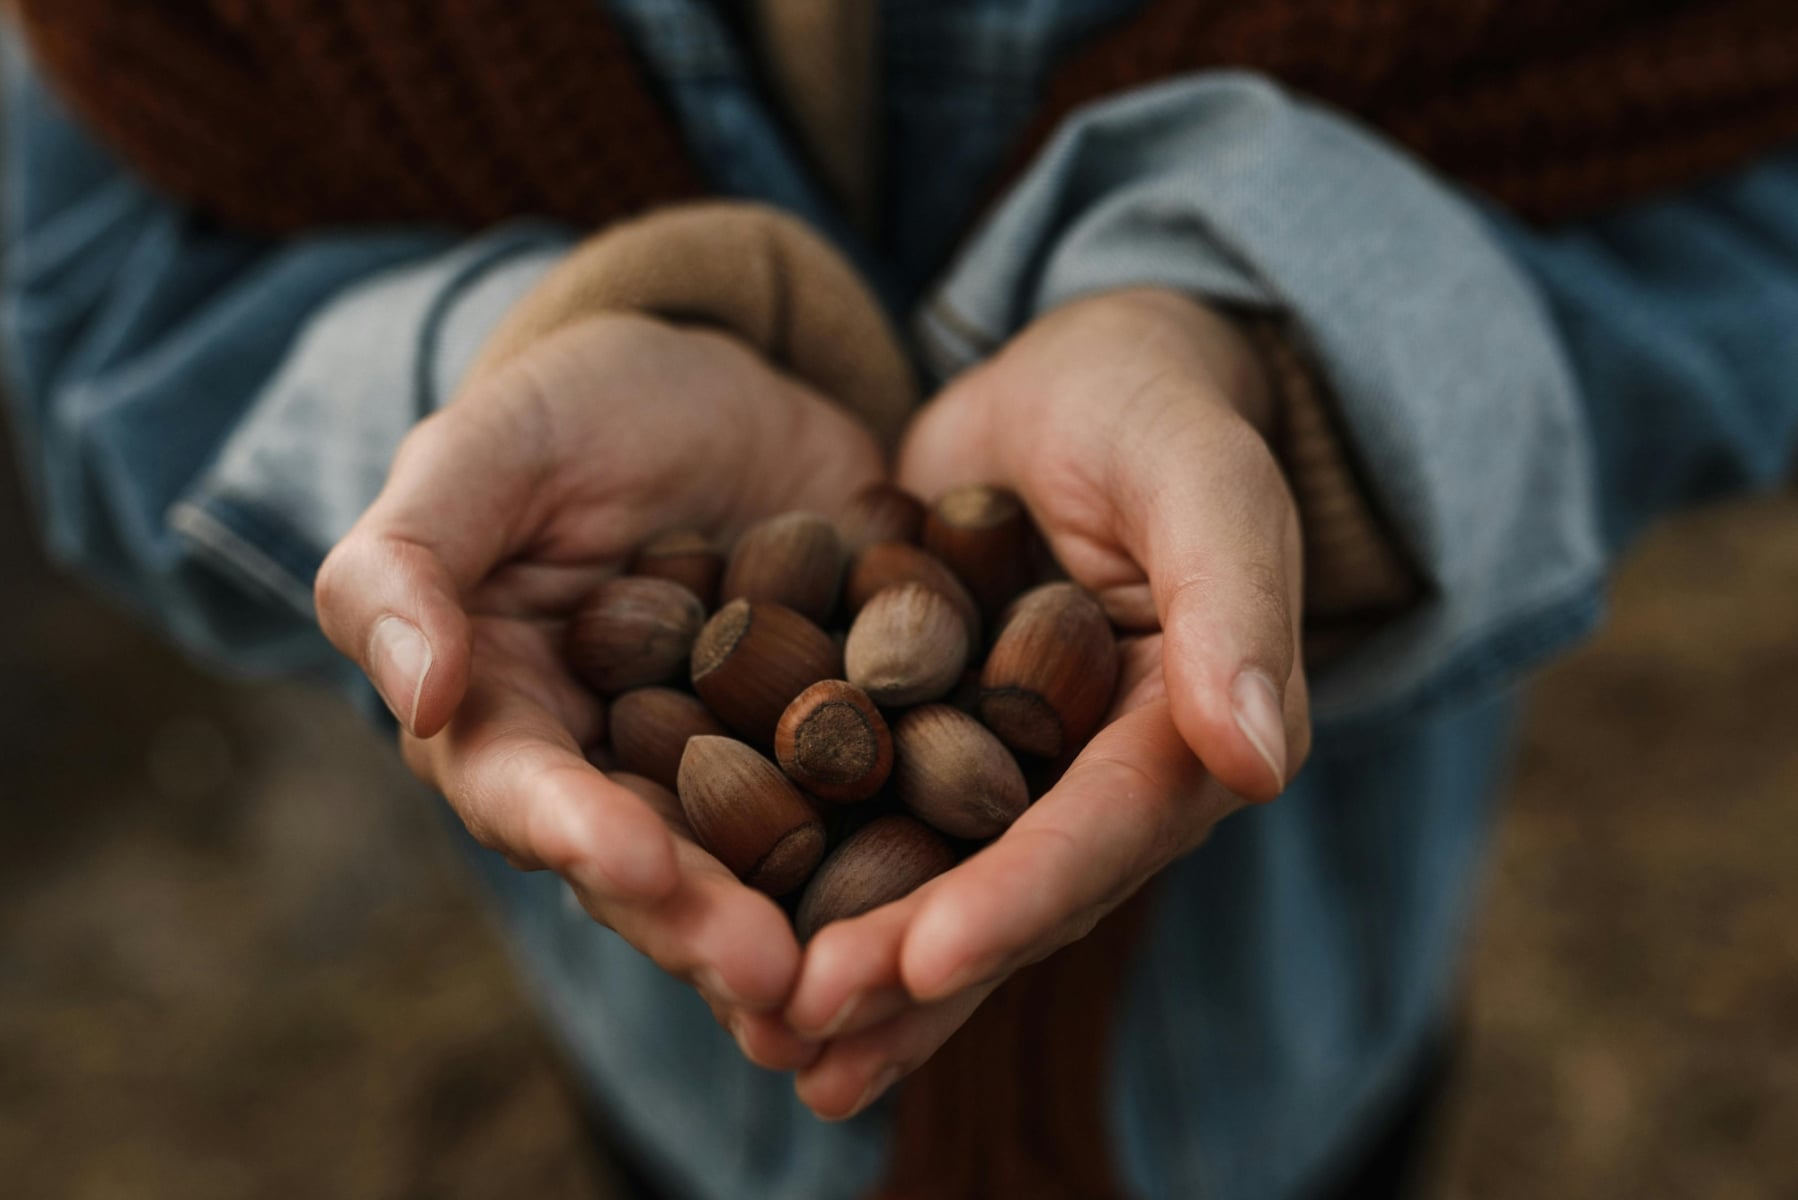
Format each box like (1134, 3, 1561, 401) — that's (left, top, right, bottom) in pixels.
(784, 288, 1311, 1117)
(315, 313, 883, 1068)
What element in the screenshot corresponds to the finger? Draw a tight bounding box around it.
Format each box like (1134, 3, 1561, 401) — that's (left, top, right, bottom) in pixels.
(795, 983, 999, 1121)
(315, 370, 564, 736)
(711, 1005, 823, 1073)
(595, 775, 805, 1017)
(894, 388, 995, 503)
(587, 837, 806, 1017)
(898, 699, 1230, 1002)
(786, 895, 926, 1039)
(1120, 405, 1306, 801)
(407, 623, 678, 903)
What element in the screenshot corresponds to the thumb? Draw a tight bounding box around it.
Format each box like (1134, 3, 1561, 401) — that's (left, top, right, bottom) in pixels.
(894, 364, 1011, 502)
(315, 389, 551, 737)
(1131, 413, 1306, 802)
(316, 533, 472, 739)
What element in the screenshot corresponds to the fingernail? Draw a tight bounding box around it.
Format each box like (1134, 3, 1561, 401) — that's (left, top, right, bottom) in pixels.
(726, 1013, 753, 1059)
(696, 966, 747, 1011)
(1231, 669, 1287, 790)
(843, 1066, 904, 1121)
(809, 991, 867, 1040)
(369, 616, 431, 730)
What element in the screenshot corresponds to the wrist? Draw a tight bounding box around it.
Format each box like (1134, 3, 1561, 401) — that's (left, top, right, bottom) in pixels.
(1049, 287, 1276, 434)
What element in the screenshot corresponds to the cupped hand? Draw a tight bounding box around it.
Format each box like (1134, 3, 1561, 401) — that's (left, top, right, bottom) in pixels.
(316, 313, 883, 1067)
(786, 288, 1312, 1117)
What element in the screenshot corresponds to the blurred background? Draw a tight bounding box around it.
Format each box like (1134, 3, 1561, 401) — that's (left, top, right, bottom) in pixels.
(1, 404, 1794, 1199)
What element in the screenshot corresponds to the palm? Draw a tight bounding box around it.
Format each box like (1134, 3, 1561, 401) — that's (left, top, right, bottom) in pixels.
(784, 289, 1309, 1118)
(319, 314, 883, 1064)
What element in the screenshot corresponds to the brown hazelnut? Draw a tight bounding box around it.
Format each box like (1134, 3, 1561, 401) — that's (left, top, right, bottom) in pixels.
(566, 576, 706, 694)
(843, 541, 981, 645)
(629, 530, 724, 610)
(719, 512, 844, 625)
(677, 736, 825, 895)
(692, 599, 842, 744)
(774, 680, 893, 804)
(923, 484, 1034, 618)
(977, 582, 1119, 759)
(837, 483, 926, 554)
(794, 815, 955, 940)
(608, 687, 727, 792)
(892, 704, 1030, 839)
(843, 583, 969, 707)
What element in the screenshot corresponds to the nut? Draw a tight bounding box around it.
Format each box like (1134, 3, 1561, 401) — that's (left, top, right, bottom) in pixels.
(677, 736, 825, 895)
(922, 484, 1034, 618)
(892, 704, 1030, 839)
(977, 582, 1118, 759)
(720, 512, 844, 625)
(566, 577, 706, 694)
(794, 815, 955, 940)
(774, 680, 893, 804)
(629, 530, 724, 609)
(837, 483, 926, 554)
(843, 583, 969, 707)
(691, 599, 842, 744)
(608, 687, 727, 792)
(843, 541, 981, 645)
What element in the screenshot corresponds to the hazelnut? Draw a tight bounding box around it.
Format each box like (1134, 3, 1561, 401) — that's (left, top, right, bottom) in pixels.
(843, 541, 981, 645)
(837, 483, 926, 554)
(608, 687, 727, 792)
(977, 582, 1119, 759)
(892, 704, 1030, 839)
(630, 530, 724, 609)
(720, 512, 844, 625)
(774, 680, 893, 804)
(843, 583, 969, 708)
(923, 484, 1034, 619)
(692, 599, 842, 744)
(566, 577, 705, 694)
(677, 736, 825, 895)
(794, 815, 955, 940)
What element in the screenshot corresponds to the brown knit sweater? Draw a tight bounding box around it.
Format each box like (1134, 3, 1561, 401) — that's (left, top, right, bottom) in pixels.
(17, 0, 1798, 236)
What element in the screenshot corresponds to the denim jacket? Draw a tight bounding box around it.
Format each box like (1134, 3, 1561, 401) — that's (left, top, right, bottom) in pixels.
(6, 4, 1798, 1198)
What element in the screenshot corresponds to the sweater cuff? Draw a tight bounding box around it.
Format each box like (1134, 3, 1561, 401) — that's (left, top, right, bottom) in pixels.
(1244, 320, 1421, 660)
(172, 226, 572, 617)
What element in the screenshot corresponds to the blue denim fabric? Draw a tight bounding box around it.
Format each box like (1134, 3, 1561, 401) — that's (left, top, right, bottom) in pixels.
(6, 4, 1798, 1198)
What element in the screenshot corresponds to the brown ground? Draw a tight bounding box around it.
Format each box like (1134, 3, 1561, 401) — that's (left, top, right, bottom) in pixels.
(1, 441, 1793, 1198)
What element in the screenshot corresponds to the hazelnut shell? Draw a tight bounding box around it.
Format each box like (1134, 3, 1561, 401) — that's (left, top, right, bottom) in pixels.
(794, 815, 955, 940)
(843, 541, 981, 645)
(892, 704, 1030, 839)
(608, 687, 727, 793)
(774, 680, 893, 804)
(843, 583, 969, 708)
(630, 530, 724, 610)
(692, 599, 842, 745)
(566, 576, 706, 694)
(923, 484, 1034, 619)
(977, 582, 1119, 759)
(837, 484, 926, 554)
(720, 512, 844, 625)
(677, 736, 825, 895)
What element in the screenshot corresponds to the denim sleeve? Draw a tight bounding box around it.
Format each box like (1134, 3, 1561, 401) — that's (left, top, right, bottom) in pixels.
(1483, 149, 1798, 554)
(0, 44, 568, 685)
(915, 73, 1606, 729)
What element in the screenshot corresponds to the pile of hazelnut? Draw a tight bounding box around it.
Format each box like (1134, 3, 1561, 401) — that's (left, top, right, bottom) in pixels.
(569, 484, 1120, 939)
